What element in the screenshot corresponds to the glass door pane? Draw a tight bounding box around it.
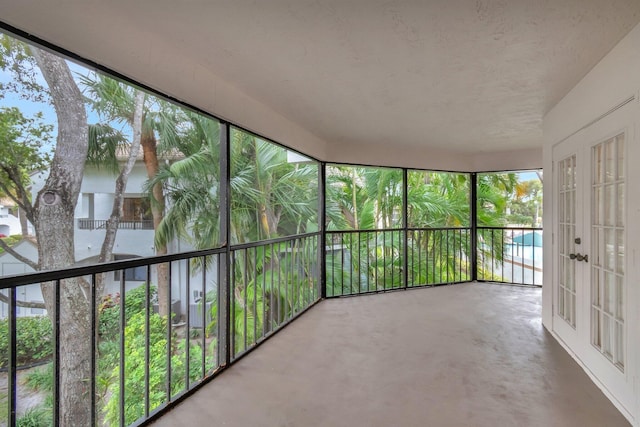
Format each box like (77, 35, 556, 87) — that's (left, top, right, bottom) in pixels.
(591, 134, 625, 371)
(557, 155, 577, 327)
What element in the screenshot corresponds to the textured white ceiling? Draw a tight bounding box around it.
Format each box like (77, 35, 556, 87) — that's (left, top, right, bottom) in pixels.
(2, 0, 640, 156)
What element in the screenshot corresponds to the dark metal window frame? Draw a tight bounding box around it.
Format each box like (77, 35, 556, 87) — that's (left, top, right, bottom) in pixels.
(0, 21, 542, 427)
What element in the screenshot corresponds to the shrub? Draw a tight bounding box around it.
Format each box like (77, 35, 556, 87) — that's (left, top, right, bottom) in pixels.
(103, 311, 203, 425)
(24, 363, 54, 393)
(99, 284, 156, 342)
(16, 406, 51, 427)
(0, 316, 53, 368)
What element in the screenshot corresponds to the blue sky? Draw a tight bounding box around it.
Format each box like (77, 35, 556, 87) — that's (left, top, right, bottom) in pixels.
(0, 67, 57, 127)
(1, 56, 106, 153)
(517, 171, 542, 182)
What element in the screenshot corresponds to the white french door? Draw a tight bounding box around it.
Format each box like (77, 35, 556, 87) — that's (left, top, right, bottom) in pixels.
(552, 100, 636, 417)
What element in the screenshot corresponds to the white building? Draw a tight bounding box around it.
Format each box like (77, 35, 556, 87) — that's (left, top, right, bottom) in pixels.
(0, 161, 203, 320)
(0, 200, 23, 237)
(0, 239, 44, 318)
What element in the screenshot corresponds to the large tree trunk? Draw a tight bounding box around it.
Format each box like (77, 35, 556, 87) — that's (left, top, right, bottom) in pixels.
(31, 48, 91, 426)
(140, 128, 169, 316)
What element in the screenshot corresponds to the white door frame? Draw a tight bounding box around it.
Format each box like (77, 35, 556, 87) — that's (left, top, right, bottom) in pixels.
(551, 99, 638, 422)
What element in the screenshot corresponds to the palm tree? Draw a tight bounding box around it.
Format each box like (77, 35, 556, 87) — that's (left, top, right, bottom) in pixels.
(475, 172, 519, 280)
(147, 110, 222, 250)
(150, 125, 319, 355)
(80, 75, 186, 315)
(406, 171, 471, 285)
(325, 166, 405, 294)
(407, 171, 470, 228)
(230, 129, 318, 242)
(325, 167, 516, 292)
(476, 172, 517, 226)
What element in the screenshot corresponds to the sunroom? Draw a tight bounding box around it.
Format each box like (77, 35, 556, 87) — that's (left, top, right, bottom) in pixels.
(0, 1, 639, 426)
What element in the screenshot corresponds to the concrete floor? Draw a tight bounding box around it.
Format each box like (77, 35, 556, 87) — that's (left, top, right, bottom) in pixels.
(152, 283, 629, 427)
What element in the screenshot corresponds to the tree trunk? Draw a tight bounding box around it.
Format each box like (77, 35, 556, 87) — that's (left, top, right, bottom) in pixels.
(140, 128, 169, 316)
(19, 207, 29, 236)
(98, 90, 145, 265)
(97, 90, 145, 297)
(31, 47, 91, 426)
(351, 170, 358, 229)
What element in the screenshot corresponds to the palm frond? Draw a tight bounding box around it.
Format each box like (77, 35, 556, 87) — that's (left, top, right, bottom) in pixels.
(87, 123, 127, 172)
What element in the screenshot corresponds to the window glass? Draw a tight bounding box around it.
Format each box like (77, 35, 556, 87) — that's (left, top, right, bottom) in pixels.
(477, 170, 543, 228)
(407, 171, 470, 228)
(230, 127, 318, 244)
(0, 29, 222, 280)
(325, 165, 403, 231)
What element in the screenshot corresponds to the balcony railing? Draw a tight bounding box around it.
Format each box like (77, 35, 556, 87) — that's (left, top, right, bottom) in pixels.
(77, 219, 154, 230)
(229, 233, 320, 360)
(326, 228, 471, 297)
(0, 223, 539, 426)
(477, 227, 543, 285)
(0, 232, 321, 426)
(408, 228, 471, 286)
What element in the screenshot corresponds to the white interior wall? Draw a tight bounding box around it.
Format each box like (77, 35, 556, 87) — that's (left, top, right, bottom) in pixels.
(542, 21, 640, 331)
(542, 22, 640, 426)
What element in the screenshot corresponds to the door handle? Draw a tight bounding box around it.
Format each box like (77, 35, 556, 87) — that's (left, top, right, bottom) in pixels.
(569, 253, 588, 262)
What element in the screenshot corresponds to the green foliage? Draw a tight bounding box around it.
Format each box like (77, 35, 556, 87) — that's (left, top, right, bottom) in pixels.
(0, 391, 7, 423)
(86, 123, 128, 172)
(326, 230, 406, 296)
(16, 407, 52, 427)
(507, 178, 543, 227)
(407, 171, 470, 228)
(18, 289, 214, 427)
(152, 125, 319, 251)
(0, 34, 49, 103)
(24, 363, 54, 393)
(223, 237, 319, 355)
(79, 74, 136, 126)
(149, 112, 222, 249)
(506, 212, 533, 226)
(478, 172, 543, 228)
(97, 284, 159, 406)
(17, 365, 54, 427)
(229, 131, 318, 243)
(326, 167, 476, 293)
(0, 235, 22, 253)
(0, 107, 52, 208)
(103, 311, 204, 426)
(0, 316, 52, 368)
(476, 173, 518, 227)
(98, 285, 156, 342)
(230, 280, 266, 354)
(326, 166, 403, 230)
(0, 38, 54, 196)
(407, 229, 471, 286)
(325, 167, 541, 293)
(200, 237, 319, 357)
